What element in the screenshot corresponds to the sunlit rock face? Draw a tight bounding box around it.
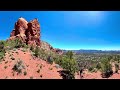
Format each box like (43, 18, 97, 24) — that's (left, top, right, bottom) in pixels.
(9, 17, 41, 46)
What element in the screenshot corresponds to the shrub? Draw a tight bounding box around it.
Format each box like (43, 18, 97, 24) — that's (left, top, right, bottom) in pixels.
(30, 45, 35, 52)
(4, 66, 8, 69)
(24, 71, 27, 76)
(30, 76, 33, 79)
(34, 46, 39, 57)
(0, 40, 6, 61)
(21, 49, 26, 52)
(62, 57, 78, 74)
(11, 57, 15, 60)
(13, 48, 16, 51)
(115, 63, 119, 73)
(4, 38, 28, 50)
(40, 74, 42, 78)
(100, 57, 113, 78)
(37, 69, 40, 73)
(0, 52, 5, 61)
(5, 61, 8, 64)
(88, 67, 94, 72)
(55, 51, 79, 79)
(40, 65, 42, 69)
(12, 60, 25, 74)
(66, 51, 74, 60)
(96, 62, 101, 70)
(47, 56, 54, 64)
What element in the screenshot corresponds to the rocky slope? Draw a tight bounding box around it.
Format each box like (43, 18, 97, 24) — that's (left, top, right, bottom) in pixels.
(0, 48, 62, 79)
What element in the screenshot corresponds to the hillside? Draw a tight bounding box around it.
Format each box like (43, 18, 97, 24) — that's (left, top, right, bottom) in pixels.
(0, 48, 62, 79)
(0, 17, 77, 79)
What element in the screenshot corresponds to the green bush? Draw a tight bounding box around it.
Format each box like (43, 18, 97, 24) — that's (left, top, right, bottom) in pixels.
(0, 52, 5, 61)
(34, 46, 39, 57)
(3, 38, 28, 50)
(115, 63, 119, 73)
(4, 66, 8, 69)
(37, 69, 40, 73)
(100, 57, 113, 78)
(47, 56, 54, 64)
(24, 71, 27, 76)
(30, 76, 33, 79)
(88, 67, 94, 72)
(12, 60, 25, 74)
(54, 51, 79, 79)
(30, 45, 35, 52)
(0, 40, 6, 61)
(66, 51, 74, 60)
(11, 57, 15, 60)
(96, 62, 101, 70)
(61, 56, 78, 75)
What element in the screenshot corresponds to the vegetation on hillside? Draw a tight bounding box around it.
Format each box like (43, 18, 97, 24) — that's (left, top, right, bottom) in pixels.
(0, 39, 27, 61)
(1, 39, 120, 79)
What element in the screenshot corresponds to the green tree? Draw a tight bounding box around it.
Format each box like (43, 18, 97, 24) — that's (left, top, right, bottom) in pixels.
(66, 51, 73, 60)
(34, 46, 39, 57)
(100, 57, 113, 78)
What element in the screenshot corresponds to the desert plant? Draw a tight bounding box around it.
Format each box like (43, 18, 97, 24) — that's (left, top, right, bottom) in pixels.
(37, 69, 40, 73)
(96, 62, 101, 70)
(4, 66, 8, 69)
(0, 41, 6, 61)
(40, 65, 42, 69)
(11, 57, 15, 60)
(100, 57, 113, 78)
(47, 56, 54, 64)
(88, 66, 94, 72)
(24, 71, 27, 76)
(5, 61, 8, 64)
(56, 51, 79, 79)
(40, 74, 42, 78)
(115, 63, 119, 73)
(30, 45, 35, 52)
(34, 46, 39, 57)
(0, 52, 5, 61)
(66, 51, 74, 60)
(13, 48, 16, 51)
(30, 76, 33, 79)
(12, 60, 25, 74)
(21, 49, 26, 52)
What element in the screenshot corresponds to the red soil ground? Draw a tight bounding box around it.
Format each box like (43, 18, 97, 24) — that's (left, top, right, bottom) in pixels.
(0, 48, 62, 79)
(75, 69, 120, 79)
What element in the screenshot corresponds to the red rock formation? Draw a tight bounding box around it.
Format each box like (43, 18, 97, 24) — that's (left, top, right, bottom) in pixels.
(9, 17, 41, 46)
(26, 19, 41, 46)
(8, 17, 62, 54)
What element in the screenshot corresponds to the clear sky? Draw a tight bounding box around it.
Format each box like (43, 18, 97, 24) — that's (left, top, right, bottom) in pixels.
(0, 11, 120, 50)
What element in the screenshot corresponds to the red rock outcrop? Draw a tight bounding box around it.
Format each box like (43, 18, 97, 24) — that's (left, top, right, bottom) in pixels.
(8, 17, 63, 54)
(9, 17, 41, 46)
(41, 41, 63, 54)
(26, 19, 40, 46)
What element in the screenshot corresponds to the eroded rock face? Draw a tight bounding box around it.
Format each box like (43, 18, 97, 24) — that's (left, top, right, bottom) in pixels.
(26, 19, 40, 46)
(41, 41, 63, 54)
(8, 17, 62, 54)
(9, 17, 41, 46)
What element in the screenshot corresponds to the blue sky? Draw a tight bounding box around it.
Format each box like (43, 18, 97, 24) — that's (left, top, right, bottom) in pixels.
(0, 11, 120, 50)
